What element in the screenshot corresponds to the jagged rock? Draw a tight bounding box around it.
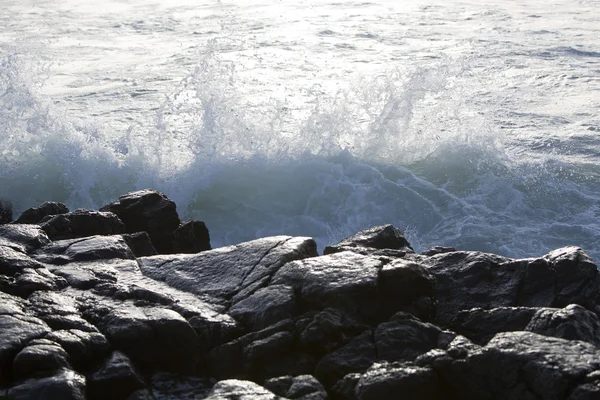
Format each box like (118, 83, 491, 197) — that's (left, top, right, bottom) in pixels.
(229, 285, 297, 331)
(377, 258, 436, 321)
(87, 351, 146, 400)
(44, 329, 111, 371)
(40, 209, 124, 241)
(209, 319, 297, 379)
(423, 247, 600, 327)
(451, 306, 537, 345)
(0, 245, 45, 276)
(284, 375, 327, 400)
(330, 373, 361, 400)
(374, 312, 445, 363)
(299, 308, 369, 357)
(314, 331, 376, 387)
(356, 362, 443, 400)
(32, 235, 134, 265)
(28, 291, 97, 332)
(264, 375, 294, 397)
(122, 232, 157, 257)
(174, 220, 211, 254)
(526, 304, 600, 346)
(3, 267, 68, 298)
(99, 305, 198, 373)
(205, 379, 285, 400)
(139, 236, 317, 306)
(12, 339, 71, 380)
(100, 189, 180, 254)
(15, 201, 69, 224)
(0, 199, 12, 224)
(6, 370, 86, 400)
(0, 224, 50, 252)
(271, 252, 384, 322)
(323, 225, 413, 256)
(0, 292, 51, 385)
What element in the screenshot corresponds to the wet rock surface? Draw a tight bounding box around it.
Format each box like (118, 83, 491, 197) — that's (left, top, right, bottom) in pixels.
(2, 190, 600, 399)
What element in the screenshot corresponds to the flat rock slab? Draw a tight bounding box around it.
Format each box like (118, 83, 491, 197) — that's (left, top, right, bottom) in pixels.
(138, 236, 317, 306)
(0, 224, 50, 252)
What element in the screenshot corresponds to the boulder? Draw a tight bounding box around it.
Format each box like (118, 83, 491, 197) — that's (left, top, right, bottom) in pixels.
(526, 304, 600, 346)
(299, 308, 369, 357)
(284, 375, 328, 400)
(99, 305, 198, 373)
(121, 232, 157, 257)
(28, 291, 97, 332)
(0, 292, 51, 384)
(323, 225, 413, 256)
(15, 201, 69, 224)
(32, 235, 135, 265)
(229, 285, 297, 331)
(12, 339, 71, 380)
(174, 220, 211, 253)
(44, 329, 111, 371)
(271, 252, 384, 321)
(356, 362, 443, 400)
(100, 189, 180, 254)
(86, 351, 146, 400)
(205, 379, 284, 400)
(6, 370, 86, 400)
(451, 306, 537, 345)
(40, 209, 125, 241)
(423, 247, 600, 327)
(139, 236, 317, 306)
(314, 331, 376, 387)
(0, 224, 51, 252)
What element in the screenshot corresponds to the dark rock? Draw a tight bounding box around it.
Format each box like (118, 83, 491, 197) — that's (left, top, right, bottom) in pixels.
(122, 232, 157, 257)
(271, 252, 384, 321)
(244, 331, 294, 363)
(32, 235, 134, 265)
(15, 201, 69, 224)
(0, 224, 50, 252)
(526, 304, 600, 346)
(378, 258, 436, 321)
(285, 375, 327, 400)
(45, 329, 111, 371)
(0, 293, 51, 384)
(174, 220, 211, 253)
(0, 245, 45, 276)
(208, 319, 296, 379)
(229, 285, 297, 331)
(330, 373, 360, 400)
(204, 379, 284, 400)
(451, 307, 538, 345)
(299, 308, 369, 357)
(139, 236, 317, 306)
(264, 375, 294, 397)
(40, 209, 124, 241)
(28, 291, 97, 332)
(87, 351, 146, 400)
(314, 330, 376, 387)
(423, 247, 600, 327)
(323, 225, 413, 255)
(6, 370, 86, 400)
(356, 362, 443, 400)
(100, 189, 180, 254)
(99, 305, 198, 373)
(12, 339, 71, 380)
(374, 312, 443, 363)
(0, 199, 12, 224)
(4, 267, 68, 298)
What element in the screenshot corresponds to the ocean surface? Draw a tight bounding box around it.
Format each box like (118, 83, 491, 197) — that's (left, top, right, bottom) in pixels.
(1, 0, 599, 260)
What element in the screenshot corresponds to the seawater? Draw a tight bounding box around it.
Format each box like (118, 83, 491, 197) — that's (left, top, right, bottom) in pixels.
(1, 0, 599, 259)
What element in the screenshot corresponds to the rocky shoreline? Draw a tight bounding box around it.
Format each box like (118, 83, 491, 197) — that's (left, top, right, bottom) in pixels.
(1, 189, 600, 399)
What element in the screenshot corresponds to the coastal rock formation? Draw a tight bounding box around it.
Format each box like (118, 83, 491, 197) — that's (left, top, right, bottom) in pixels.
(1, 189, 600, 399)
